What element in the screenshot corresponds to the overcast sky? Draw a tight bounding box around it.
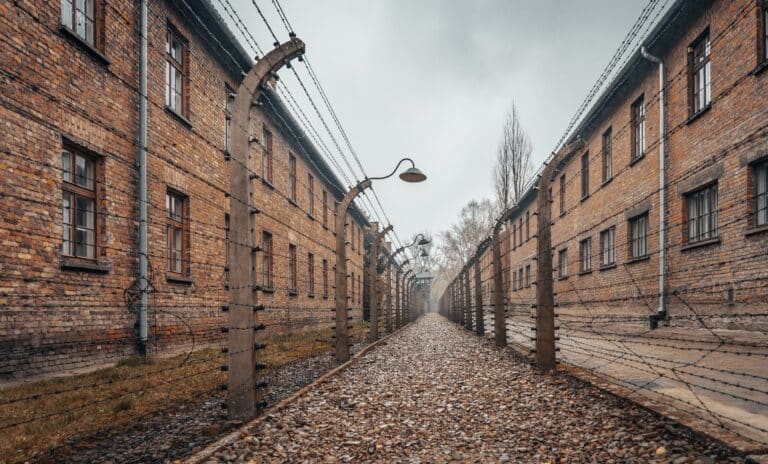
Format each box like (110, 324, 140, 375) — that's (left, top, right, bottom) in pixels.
(223, 0, 654, 248)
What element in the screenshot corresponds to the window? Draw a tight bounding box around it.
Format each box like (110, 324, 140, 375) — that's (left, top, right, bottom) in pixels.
(512, 223, 517, 249)
(629, 213, 649, 259)
(602, 127, 612, 182)
(224, 213, 230, 279)
(525, 265, 531, 287)
(581, 152, 590, 198)
(358, 274, 361, 304)
(61, 147, 97, 260)
(308, 253, 315, 296)
(289, 244, 297, 293)
(322, 259, 329, 298)
(756, 160, 768, 227)
(308, 173, 315, 217)
(559, 174, 566, 214)
(686, 183, 718, 243)
(322, 190, 328, 227)
(600, 226, 616, 266)
(519, 218, 523, 245)
(762, 1, 768, 63)
(579, 238, 592, 273)
(262, 231, 273, 288)
(350, 219, 355, 250)
(288, 154, 297, 201)
(690, 32, 712, 114)
(165, 26, 187, 116)
(60, 0, 99, 47)
(224, 85, 234, 154)
(262, 126, 273, 184)
(558, 249, 568, 278)
(512, 271, 517, 291)
(526, 211, 530, 241)
(351, 271, 355, 304)
(631, 95, 645, 161)
(166, 190, 188, 274)
(518, 268, 524, 290)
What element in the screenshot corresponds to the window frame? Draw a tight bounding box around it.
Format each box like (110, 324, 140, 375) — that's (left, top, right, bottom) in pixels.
(558, 249, 568, 279)
(631, 95, 645, 162)
(629, 213, 649, 260)
(61, 146, 100, 261)
(165, 24, 189, 118)
(322, 258, 329, 298)
(165, 189, 189, 276)
(559, 174, 566, 215)
(762, 0, 768, 64)
(288, 153, 297, 202)
(322, 190, 328, 227)
(581, 152, 590, 199)
(579, 237, 592, 273)
(288, 243, 298, 294)
(262, 126, 273, 184)
(262, 231, 273, 289)
(684, 182, 719, 244)
(602, 127, 612, 182)
(525, 264, 531, 287)
(600, 226, 616, 267)
(689, 30, 712, 116)
(224, 85, 234, 154)
(754, 160, 768, 228)
(308, 173, 315, 217)
(525, 211, 530, 241)
(60, 0, 102, 49)
(308, 252, 315, 296)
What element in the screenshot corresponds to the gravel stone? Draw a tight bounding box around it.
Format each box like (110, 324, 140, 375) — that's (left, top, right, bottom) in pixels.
(202, 314, 742, 463)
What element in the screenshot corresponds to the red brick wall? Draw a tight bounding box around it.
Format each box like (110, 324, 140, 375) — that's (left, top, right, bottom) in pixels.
(0, 0, 366, 380)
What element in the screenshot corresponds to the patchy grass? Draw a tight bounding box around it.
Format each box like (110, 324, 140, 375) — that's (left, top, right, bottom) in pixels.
(0, 324, 370, 464)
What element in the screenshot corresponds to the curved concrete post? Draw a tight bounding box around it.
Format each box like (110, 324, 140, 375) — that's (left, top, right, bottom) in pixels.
(401, 268, 414, 327)
(335, 179, 372, 363)
(368, 225, 393, 341)
(491, 208, 514, 347)
(228, 39, 305, 420)
(473, 238, 491, 336)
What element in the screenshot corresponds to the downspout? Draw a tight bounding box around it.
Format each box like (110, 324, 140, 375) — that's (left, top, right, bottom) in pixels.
(138, 0, 149, 354)
(641, 46, 666, 321)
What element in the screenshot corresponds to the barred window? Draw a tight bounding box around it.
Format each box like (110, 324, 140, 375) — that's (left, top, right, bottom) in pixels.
(224, 85, 234, 153)
(322, 259, 329, 298)
(631, 96, 645, 161)
(579, 238, 592, 273)
(165, 26, 188, 116)
(526, 211, 530, 241)
(308, 253, 315, 296)
(525, 265, 531, 287)
(262, 127, 273, 184)
(289, 154, 297, 201)
(559, 174, 566, 215)
(629, 213, 649, 259)
(581, 152, 589, 198)
(558, 249, 568, 278)
(600, 226, 616, 266)
(322, 190, 328, 227)
(308, 173, 315, 217)
(602, 127, 612, 182)
(690, 32, 712, 114)
(262, 231, 273, 288)
(763, 1, 768, 62)
(61, 147, 97, 260)
(61, 0, 97, 46)
(166, 190, 188, 274)
(289, 244, 298, 294)
(686, 183, 718, 243)
(756, 161, 768, 227)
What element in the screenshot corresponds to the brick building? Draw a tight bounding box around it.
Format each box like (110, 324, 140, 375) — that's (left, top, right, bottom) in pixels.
(0, 0, 367, 379)
(449, 0, 768, 331)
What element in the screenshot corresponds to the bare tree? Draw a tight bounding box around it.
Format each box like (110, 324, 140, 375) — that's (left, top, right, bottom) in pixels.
(494, 102, 533, 210)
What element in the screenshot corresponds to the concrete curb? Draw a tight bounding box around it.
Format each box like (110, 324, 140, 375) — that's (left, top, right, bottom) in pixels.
(184, 322, 413, 464)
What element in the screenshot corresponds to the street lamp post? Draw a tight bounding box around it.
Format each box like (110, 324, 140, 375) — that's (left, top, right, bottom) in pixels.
(334, 159, 426, 363)
(400, 267, 413, 328)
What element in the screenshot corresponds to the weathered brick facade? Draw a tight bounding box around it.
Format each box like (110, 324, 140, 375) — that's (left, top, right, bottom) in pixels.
(1, 0, 367, 379)
(450, 0, 768, 331)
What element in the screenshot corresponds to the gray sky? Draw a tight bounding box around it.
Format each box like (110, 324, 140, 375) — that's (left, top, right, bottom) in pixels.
(223, 0, 652, 248)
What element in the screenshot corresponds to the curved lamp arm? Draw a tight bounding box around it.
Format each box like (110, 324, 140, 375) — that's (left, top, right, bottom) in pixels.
(367, 158, 417, 181)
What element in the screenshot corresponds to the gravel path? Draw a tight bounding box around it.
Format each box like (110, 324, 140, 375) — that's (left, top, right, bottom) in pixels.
(202, 314, 745, 464)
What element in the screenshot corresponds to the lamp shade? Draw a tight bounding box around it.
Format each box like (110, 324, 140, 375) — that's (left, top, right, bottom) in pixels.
(399, 167, 427, 183)
(418, 238, 431, 245)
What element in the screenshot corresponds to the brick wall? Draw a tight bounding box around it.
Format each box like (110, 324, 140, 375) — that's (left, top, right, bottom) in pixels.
(1, 0, 367, 380)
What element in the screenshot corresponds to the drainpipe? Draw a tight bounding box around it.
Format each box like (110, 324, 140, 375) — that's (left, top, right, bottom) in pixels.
(138, 0, 149, 354)
(641, 46, 666, 323)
